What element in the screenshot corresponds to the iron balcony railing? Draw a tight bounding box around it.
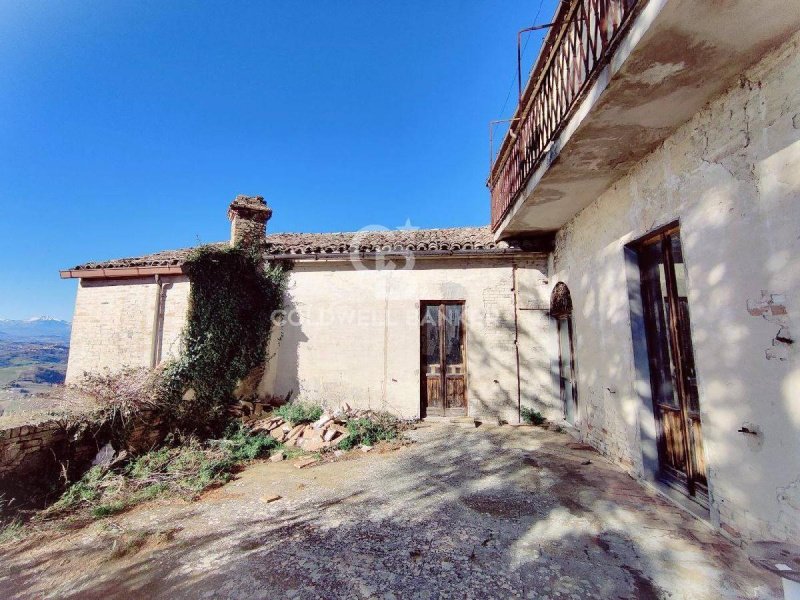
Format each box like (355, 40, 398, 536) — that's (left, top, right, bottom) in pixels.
(489, 0, 642, 231)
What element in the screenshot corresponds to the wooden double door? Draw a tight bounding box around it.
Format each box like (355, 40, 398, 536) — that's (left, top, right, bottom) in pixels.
(638, 226, 708, 505)
(421, 301, 466, 417)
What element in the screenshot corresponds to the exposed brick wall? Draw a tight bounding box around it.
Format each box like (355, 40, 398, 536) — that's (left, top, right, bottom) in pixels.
(230, 216, 266, 247)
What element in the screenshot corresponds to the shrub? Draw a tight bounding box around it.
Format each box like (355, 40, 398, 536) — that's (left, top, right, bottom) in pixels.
(337, 413, 401, 450)
(521, 407, 546, 426)
(79, 367, 163, 446)
(52, 465, 105, 510)
(159, 246, 290, 437)
(274, 402, 323, 426)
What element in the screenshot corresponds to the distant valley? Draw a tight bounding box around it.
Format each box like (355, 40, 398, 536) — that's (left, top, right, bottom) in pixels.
(0, 318, 71, 415)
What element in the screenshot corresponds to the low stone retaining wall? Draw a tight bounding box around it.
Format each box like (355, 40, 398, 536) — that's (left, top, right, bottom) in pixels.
(0, 415, 110, 496)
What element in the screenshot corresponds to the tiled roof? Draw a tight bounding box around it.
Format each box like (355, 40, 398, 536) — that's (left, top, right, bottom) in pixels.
(66, 243, 228, 271)
(264, 226, 532, 255)
(65, 226, 550, 272)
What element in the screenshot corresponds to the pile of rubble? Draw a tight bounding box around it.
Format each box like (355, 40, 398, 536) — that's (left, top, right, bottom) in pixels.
(249, 406, 371, 453)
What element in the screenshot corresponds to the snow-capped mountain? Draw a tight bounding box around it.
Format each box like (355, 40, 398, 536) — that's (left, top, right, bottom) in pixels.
(0, 317, 71, 341)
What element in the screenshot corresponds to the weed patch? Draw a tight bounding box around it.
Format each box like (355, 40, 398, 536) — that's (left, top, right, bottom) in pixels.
(43, 425, 279, 522)
(274, 402, 323, 426)
(521, 407, 546, 426)
(337, 413, 402, 450)
(0, 519, 23, 544)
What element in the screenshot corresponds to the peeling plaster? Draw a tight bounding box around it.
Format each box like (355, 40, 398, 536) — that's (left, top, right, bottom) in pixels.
(628, 61, 687, 86)
(747, 290, 793, 361)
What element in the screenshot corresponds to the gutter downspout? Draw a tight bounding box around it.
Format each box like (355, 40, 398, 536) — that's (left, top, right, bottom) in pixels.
(150, 274, 163, 368)
(512, 261, 522, 423)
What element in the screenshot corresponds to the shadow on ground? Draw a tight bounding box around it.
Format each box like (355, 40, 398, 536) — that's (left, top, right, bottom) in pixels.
(0, 424, 781, 599)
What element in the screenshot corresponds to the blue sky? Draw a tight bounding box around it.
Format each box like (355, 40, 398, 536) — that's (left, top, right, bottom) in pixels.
(0, 0, 557, 320)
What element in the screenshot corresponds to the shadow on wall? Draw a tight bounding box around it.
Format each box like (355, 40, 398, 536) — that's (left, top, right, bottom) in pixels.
(465, 307, 520, 424)
(257, 262, 547, 422)
(551, 123, 800, 541)
(259, 292, 306, 404)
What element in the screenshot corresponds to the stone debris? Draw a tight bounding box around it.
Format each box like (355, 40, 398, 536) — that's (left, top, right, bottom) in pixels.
(243, 404, 413, 465)
(259, 494, 282, 503)
(294, 458, 319, 469)
(91, 442, 115, 467)
(299, 431, 326, 452)
(229, 395, 286, 421)
(312, 414, 333, 430)
(245, 404, 385, 453)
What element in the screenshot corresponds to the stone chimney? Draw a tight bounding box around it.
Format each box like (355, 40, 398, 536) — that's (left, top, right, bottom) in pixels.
(227, 195, 272, 248)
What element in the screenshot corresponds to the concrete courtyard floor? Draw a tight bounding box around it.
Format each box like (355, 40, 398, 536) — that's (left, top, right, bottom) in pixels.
(0, 423, 782, 599)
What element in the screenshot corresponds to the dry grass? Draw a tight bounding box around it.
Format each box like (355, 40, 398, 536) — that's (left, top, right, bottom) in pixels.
(38, 424, 281, 523)
(76, 367, 163, 422)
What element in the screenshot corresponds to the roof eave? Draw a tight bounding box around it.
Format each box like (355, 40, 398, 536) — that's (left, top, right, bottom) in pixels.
(60, 265, 186, 280)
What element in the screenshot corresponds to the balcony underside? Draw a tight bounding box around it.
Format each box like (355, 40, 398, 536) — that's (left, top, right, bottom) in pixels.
(495, 0, 800, 238)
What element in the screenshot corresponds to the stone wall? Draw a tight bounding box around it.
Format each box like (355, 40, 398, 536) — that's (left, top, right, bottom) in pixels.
(550, 32, 800, 542)
(0, 416, 109, 490)
(66, 275, 191, 383)
(259, 255, 555, 423)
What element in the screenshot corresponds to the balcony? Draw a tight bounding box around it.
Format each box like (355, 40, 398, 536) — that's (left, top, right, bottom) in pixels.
(489, 0, 800, 237)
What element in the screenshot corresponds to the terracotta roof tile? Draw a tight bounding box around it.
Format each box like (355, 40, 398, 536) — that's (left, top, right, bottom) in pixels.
(67, 243, 227, 271)
(265, 226, 522, 255)
(66, 226, 550, 271)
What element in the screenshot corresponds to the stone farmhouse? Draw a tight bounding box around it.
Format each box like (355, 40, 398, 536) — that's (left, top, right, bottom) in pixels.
(62, 0, 799, 547)
(63, 197, 553, 426)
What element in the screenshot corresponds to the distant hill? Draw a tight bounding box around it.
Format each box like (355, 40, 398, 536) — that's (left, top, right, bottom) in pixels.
(0, 317, 71, 342)
(0, 318, 71, 411)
